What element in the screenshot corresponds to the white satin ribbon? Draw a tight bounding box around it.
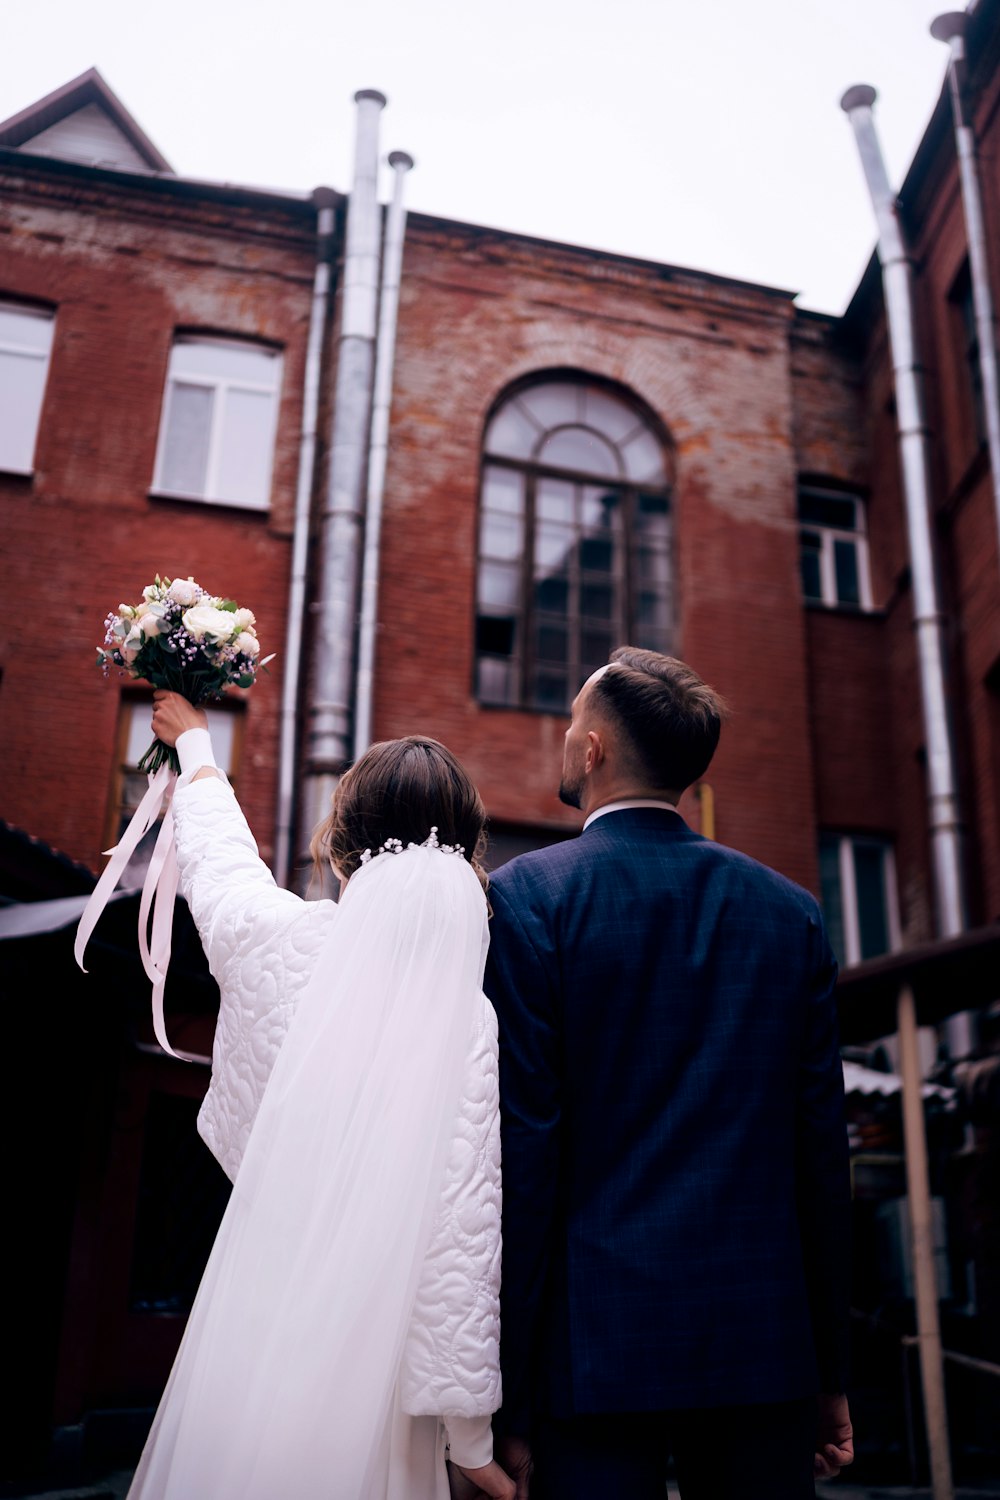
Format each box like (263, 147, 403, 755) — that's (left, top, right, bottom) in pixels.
(74, 762, 186, 1059)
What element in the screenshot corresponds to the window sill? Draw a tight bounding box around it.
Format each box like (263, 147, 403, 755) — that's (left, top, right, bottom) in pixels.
(147, 488, 269, 515)
(803, 600, 885, 620)
(476, 697, 572, 719)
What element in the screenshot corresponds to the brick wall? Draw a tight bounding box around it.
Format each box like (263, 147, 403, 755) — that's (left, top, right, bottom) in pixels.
(373, 220, 822, 891)
(0, 165, 319, 870)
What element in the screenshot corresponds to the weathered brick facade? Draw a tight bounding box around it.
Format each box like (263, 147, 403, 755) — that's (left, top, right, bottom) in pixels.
(0, 163, 325, 868)
(1, 23, 998, 948)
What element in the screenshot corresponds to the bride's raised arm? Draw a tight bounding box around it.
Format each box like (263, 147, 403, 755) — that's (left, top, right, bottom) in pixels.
(151, 690, 338, 1181)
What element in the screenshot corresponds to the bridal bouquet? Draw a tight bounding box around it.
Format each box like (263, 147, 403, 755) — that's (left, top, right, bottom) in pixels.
(80, 573, 273, 1060)
(98, 574, 270, 773)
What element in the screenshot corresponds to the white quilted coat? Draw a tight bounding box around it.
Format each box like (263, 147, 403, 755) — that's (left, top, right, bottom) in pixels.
(170, 770, 502, 1467)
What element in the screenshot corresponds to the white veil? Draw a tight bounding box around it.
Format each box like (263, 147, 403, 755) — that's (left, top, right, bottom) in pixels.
(130, 844, 490, 1500)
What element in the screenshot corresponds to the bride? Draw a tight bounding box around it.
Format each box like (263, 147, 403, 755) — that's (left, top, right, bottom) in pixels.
(127, 691, 515, 1500)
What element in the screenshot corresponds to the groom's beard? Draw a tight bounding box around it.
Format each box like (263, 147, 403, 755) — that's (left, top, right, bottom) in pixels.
(558, 773, 583, 809)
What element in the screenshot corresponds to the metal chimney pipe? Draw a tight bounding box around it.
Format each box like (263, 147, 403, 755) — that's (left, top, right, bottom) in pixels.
(353, 150, 414, 761)
(840, 86, 967, 953)
(301, 89, 386, 855)
(931, 12, 1000, 567)
(274, 186, 338, 889)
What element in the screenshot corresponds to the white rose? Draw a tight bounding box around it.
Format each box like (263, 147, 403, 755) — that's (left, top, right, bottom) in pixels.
(182, 604, 239, 644)
(168, 577, 201, 607)
(233, 607, 256, 629)
(234, 631, 261, 658)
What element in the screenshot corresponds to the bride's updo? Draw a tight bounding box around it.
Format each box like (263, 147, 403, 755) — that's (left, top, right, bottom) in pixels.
(312, 735, 489, 890)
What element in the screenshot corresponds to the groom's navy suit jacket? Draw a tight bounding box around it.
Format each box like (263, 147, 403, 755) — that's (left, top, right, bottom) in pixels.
(484, 808, 851, 1434)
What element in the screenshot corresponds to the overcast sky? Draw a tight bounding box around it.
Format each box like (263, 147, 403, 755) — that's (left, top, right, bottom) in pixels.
(5, 0, 964, 312)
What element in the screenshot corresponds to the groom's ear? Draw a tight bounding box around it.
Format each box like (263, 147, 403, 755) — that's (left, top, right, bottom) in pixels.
(585, 729, 605, 772)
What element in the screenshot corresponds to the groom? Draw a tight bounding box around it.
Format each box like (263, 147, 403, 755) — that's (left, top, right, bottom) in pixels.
(484, 648, 854, 1498)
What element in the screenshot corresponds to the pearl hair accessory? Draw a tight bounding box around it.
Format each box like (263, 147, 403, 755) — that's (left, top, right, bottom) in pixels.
(359, 827, 466, 865)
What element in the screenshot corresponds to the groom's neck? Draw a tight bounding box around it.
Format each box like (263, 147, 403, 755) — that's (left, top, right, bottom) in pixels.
(581, 780, 681, 819)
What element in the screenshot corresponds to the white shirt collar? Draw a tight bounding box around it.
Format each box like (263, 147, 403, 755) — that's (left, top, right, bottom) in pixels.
(583, 798, 678, 831)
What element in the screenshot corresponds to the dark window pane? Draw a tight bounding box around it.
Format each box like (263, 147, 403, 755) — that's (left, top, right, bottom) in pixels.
(534, 574, 569, 613)
(481, 511, 523, 561)
(834, 538, 861, 606)
(581, 581, 615, 619)
(818, 835, 846, 967)
(530, 669, 570, 712)
(581, 627, 613, 665)
(536, 622, 569, 665)
(537, 426, 619, 477)
(957, 270, 987, 444)
(855, 843, 890, 960)
(476, 614, 516, 657)
(800, 533, 823, 600)
(798, 491, 858, 530)
(580, 535, 614, 572)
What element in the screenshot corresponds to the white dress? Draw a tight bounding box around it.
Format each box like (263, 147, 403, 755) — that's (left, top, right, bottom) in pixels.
(127, 746, 502, 1500)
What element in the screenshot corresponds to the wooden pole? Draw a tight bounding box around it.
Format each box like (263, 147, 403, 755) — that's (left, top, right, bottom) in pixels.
(897, 982, 954, 1500)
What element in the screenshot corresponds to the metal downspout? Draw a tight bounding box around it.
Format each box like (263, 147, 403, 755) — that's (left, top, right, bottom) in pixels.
(301, 89, 386, 849)
(840, 87, 968, 958)
(353, 150, 414, 760)
(931, 12, 1000, 566)
(274, 186, 338, 889)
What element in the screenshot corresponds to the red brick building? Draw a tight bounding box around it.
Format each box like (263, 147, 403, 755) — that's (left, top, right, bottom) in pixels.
(1, 6, 998, 1476)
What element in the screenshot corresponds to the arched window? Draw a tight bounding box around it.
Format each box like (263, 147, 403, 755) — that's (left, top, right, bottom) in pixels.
(475, 376, 673, 711)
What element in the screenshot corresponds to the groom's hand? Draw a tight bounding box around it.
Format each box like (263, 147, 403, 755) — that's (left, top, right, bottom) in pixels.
(495, 1435, 532, 1499)
(448, 1458, 517, 1499)
(814, 1392, 854, 1479)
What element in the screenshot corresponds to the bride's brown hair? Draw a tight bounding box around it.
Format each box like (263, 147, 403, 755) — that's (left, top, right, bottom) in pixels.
(311, 735, 489, 891)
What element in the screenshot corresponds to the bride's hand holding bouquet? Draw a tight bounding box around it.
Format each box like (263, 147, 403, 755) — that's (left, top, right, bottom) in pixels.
(78, 574, 272, 1058)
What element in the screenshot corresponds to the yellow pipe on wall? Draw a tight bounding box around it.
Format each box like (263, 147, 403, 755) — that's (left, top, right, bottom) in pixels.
(696, 782, 715, 841)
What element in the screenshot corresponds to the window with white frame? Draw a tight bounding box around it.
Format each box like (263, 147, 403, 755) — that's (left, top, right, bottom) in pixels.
(0, 303, 55, 473)
(818, 832, 900, 968)
(798, 485, 872, 610)
(153, 337, 282, 509)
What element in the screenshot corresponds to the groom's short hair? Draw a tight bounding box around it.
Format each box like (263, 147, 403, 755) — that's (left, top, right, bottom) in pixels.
(591, 647, 727, 792)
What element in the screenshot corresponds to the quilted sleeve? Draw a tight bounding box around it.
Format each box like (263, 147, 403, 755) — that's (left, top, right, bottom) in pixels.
(171, 775, 337, 1181)
(399, 996, 502, 1422)
(170, 776, 305, 963)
